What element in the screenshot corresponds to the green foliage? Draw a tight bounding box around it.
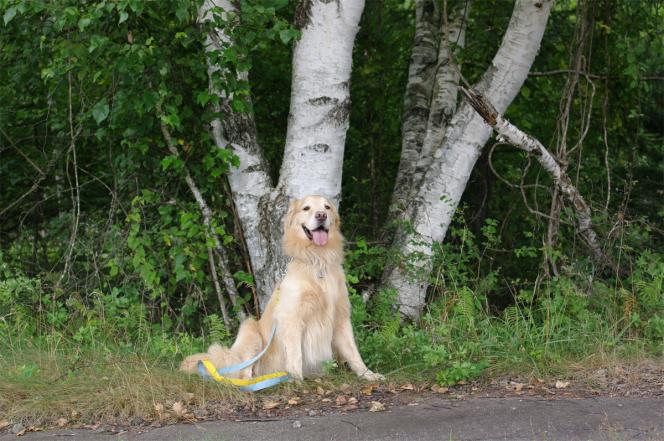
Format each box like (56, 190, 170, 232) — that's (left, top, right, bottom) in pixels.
(0, 0, 296, 334)
(0, 0, 662, 390)
(347, 217, 663, 384)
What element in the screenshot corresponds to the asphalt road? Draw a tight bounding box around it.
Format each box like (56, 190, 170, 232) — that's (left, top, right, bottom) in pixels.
(3, 397, 664, 441)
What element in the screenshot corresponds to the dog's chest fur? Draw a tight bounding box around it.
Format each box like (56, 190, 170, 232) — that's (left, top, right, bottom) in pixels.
(278, 262, 344, 375)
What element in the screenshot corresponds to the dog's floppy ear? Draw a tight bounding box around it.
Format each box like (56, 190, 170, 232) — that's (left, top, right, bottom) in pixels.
(329, 199, 341, 228)
(284, 198, 299, 229)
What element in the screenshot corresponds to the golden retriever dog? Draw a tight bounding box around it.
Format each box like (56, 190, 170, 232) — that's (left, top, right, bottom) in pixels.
(180, 195, 383, 381)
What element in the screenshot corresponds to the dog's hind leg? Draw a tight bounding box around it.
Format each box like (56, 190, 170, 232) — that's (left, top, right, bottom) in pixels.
(179, 318, 264, 379)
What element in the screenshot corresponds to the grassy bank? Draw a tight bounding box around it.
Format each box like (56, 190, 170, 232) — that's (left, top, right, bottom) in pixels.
(2, 244, 662, 426)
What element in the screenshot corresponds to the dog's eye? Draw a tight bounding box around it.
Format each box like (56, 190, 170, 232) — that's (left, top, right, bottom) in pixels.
(302, 206, 310, 211)
(324, 205, 330, 210)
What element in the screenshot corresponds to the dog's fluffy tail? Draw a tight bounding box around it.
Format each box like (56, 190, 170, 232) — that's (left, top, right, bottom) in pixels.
(179, 318, 264, 379)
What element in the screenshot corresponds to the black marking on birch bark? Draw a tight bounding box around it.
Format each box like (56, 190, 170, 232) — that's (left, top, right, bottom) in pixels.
(243, 164, 263, 173)
(294, 0, 313, 30)
(327, 98, 351, 126)
(307, 143, 330, 153)
(404, 106, 430, 121)
(254, 190, 290, 305)
(308, 96, 337, 106)
(423, 0, 435, 17)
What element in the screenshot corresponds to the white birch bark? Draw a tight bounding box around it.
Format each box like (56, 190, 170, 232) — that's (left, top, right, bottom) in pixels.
(201, 0, 365, 309)
(385, 0, 554, 319)
(279, 0, 365, 204)
(412, 2, 469, 186)
(388, 0, 440, 218)
(252, 0, 366, 306)
(200, 0, 274, 306)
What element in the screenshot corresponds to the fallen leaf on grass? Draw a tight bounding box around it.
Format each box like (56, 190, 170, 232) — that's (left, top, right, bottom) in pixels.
(172, 402, 186, 417)
(182, 392, 195, 404)
(555, 380, 570, 389)
(316, 386, 325, 396)
(321, 398, 332, 403)
(348, 397, 358, 404)
(431, 385, 449, 394)
(514, 382, 524, 392)
(400, 383, 415, 391)
(361, 383, 378, 396)
(56, 418, 68, 428)
(154, 403, 165, 420)
(368, 401, 385, 412)
(335, 395, 347, 405)
(287, 397, 300, 405)
(339, 383, 352, 394)
(262, 400, 280, 410)
(0, 420, 9, 430)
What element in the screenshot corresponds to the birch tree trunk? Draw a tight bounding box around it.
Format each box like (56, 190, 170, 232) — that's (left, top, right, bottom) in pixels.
(411, 0, 470, 195)
(383, 0, 554, 319)
(388, 0, 441, 219)
(259, 0, 366, 305)
(201, 0, 365, 309)
(199, 0, 274, 308)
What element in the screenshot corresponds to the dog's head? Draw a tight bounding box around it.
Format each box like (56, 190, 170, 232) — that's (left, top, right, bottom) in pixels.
(282, 195, 342, 259)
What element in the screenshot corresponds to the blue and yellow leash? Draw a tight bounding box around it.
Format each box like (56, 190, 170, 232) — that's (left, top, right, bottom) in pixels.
(197, 285, 289, 391)
(196, 323, 290, 391)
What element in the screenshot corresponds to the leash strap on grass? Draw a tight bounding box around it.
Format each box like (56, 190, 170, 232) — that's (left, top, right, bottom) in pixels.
(196, 324, 290, 391)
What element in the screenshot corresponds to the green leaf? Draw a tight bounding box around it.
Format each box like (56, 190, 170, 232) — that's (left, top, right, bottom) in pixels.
(88, 35, 106, 53)
(175, 6, 188, 22)
(118, 11, 128, 24)
(92, 99, 110, 124)
(78, 17, 91, 31)
(3, 6, 17, 25)
(279, 29, 292, 44)
(196, 91, 211, 107)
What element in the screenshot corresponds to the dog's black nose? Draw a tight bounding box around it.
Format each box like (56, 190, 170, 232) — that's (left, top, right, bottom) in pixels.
(315, 211, 327, 222)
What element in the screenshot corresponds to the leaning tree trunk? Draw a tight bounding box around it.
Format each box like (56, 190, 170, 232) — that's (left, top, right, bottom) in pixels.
(201, 0, 365, 309)
(388, 0, 441, 219)
(383, 0, 554, 320)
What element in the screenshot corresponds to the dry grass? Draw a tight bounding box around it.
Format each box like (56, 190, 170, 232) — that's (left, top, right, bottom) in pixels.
(2, 331, 661, 428)
(0, 338, 247, 425)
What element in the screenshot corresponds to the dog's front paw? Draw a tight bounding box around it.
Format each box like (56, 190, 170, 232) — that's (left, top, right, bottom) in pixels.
(360, 370, 385, 382)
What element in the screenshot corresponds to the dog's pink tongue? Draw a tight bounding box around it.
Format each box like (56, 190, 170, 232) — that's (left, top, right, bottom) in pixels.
(312, 229, 328, 246)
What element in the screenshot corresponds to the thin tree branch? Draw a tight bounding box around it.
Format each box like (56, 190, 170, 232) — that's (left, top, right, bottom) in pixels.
(157, 104, 245, 321)
(461, 86, 620, 278)
(0, 126, 44, 175)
